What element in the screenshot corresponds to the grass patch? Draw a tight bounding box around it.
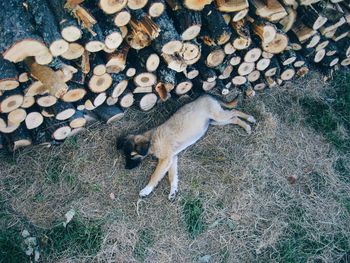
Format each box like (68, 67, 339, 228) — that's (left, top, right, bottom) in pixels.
(41, 218, 103, 258)
(182, 196, 205, 238)
(300, 71, 350, 151)
(0, 229, 27, 263)
(133, 228, 154, 262)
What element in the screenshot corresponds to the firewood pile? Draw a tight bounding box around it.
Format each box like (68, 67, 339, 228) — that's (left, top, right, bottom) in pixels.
(0, 0, 349, 151)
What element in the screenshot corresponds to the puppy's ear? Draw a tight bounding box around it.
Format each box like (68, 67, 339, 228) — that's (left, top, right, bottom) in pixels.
(116, 136, 126, 150)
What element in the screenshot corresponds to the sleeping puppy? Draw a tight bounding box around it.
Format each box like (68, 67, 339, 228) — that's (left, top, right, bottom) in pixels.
(117, 95, 255, 200)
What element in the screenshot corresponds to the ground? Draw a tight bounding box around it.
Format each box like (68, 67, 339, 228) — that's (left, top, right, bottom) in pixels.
(0, 70, 349, 263)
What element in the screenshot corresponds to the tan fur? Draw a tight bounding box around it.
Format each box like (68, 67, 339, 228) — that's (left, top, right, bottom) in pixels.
(120, 95, 256, 200)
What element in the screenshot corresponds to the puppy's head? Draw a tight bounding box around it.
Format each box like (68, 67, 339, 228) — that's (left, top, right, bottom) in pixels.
(117, 134, 150, 169)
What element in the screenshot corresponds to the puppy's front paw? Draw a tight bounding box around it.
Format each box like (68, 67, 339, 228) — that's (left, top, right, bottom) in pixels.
(168, 189, 178, 201)
(139, 185, 154, 198)
(245, 125, 252, 135)
(247, 116, 256, 124)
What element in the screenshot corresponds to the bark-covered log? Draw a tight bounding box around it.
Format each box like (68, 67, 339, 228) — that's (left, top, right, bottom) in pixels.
(336, 38, 350, 58)
(36, 94, 57, 108)
(0, 0, 49, 63)
(247, 70, 261, 83)
(7, 108, 26, 125)
(249, 0, 287, 22)
(278, 48, 297, 66)
(61, 43, 85, 60)
(174, 74, 193, 95)
(201, 45, 225, 68)
(231, 8, 249, 22)
(0, 57, 19, 91)
(230, 19, 252, 50)
(243, 45, 262, 62)
(85, 92, 107, 109)
(256, 57, 271, 71)
(21, 96, 36, 109)
(27, 0, 69, 56)
(137, 48, 161, 72)
(251, 18, 277, 44)
(162, 54, 187, 72)
(279, 6, 297, 32)
(69, 110, 86, 128)
(157, 64, 177, 92)
(296, 65, 310, 78)
(325, 42, 337, 57)
(202, 4, 232, 45)
(332, 24, 349, 42)
(264, 56, 280, 77)
(237, 62, 255, 76)
(293, 53, 307, 68)
(321, 55, 339, 67)
(298, 5, 328, 31)
(280, 64, 295, 81)
(152, 12, 182, 55)
(45, 118, 71, 141)
(106, 42, 130, 73)
(172, 8, 201, 41)
(47, 0, 82, 42)
(45, 101, 76, 121)
(6, 124, 32, 151)
(252, 76, 267, 91)
(118, 91, 134, 108)
(108, 73, 129, 98)
(184, 65, 199, 79)
(93, 104, 124, 124)
(231, 71, 247, 85)
(291, 21, 317, 44)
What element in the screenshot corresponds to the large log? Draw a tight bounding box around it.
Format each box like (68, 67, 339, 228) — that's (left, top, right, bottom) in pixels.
(0, 0, 49, 63)
(215, 0, 249, 12)
(0, 57, 19, 91)
(93, 104, 124, 123)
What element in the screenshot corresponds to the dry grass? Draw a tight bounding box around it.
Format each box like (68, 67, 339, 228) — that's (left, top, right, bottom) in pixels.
(0, 71, 349, 263)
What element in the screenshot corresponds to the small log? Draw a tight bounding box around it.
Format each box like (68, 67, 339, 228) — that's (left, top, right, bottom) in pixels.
(7, 108, 27, 125)
(264, 56, 280, 76)
(90, 53, 106, 76)
(179, 41, 201, 65)
(93, 104, 124, 124)
(47, 0, 82, 42)
(304, 33, 321, 49)
(325, 42, 337, 56)
(231, 8, 249, 22)
(340, 57, 350, 67)
(127, 0, 148, 10)
(252, 76, 267, 91)
(61, 43, 85, 60)
(106, 96, 119, 106)
(196, 62, 217, 82)
(279, 6, 297, 32)
(229, 55, 242, 66)
(45, 118, 71, 141)
(184, 65, 199, 79)
(224, 41, 236, 55)
(118, 91, 134, 108)
(146, 0, 166, 17)
(237, 62, 255, 76)
(336, 38, 350, 58)
(332, 24, 349, 42)
(173, 9, 201, 41)
(85, 92, 107, 108)
(280, 64, 295, 81)
(114, 9, 131, 26)
(88, 73, 113, 93)
(321, 55, 339, 67)
(0, 89, 24, 113)
(243, 46, 262, 62)
(0, 57, 19, 91)
(265, 75, 277, 88)
(202, 45, 225, 68)
(249, 0, 287, 22)
(82, 26, 106, 53)
(251, 18, 277, 44)
(162, 54, 187, 72)
(106, 42, 130, 73)
(133, 64, 157, 87)
(36, 95, 57, 108)
(108, 73, 129, 98)
(231, 72, 247, 85)
(69, 110, 86, 128)
(152, 12, 182, 55)
(157, 64, 177, 92)
(45, 101, 76, 121)
(134, 93, 158, 111)
(174, 75, 193, 96)
(291, 21, 317, 43)
(247, 70, 261, 83)
(202, 4, 232, 45)
(298, 5, 328, 30)
(296, 65, 309, 78)
(293, 53, 307, 68)
(278, 48, 297, 65)
(6, 124, 32, 151)
(256, 57, 271, 71)
(61, 82, 87, 103)
(99, 0, 127, 14)
(27, 0, 69, 56)
(137, 48, 161, 72)
(262, 31, 288, 54)
(230, 19, 252, 50)
(215, 0, 249, 12)
(25, 108, 43, 130)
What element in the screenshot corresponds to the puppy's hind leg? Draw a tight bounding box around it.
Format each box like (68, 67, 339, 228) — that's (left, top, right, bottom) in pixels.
(232, 117, 252, 134)
(231, 109, 256, 123)
(167, 156, 178, 201)
(139, 158, 173, 198)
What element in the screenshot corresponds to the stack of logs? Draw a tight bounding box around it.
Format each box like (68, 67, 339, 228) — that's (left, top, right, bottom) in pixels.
(0, 0, 349, 151)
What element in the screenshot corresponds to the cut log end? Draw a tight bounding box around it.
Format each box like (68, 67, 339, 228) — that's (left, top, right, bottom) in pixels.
(114, 10, 131, 26)
(148, 2, 165, 17)
(49, 39, 70, 57)
(25, 112, 44, 130)
(105, 32, 123, 50)
(146, 54, 160, 72)
(61, 26, 82, 42)
(0, 80, 19, 91)
(99, 0, 127, 14)
(3, 40, 48, 63)
(85, 41, 105, 53)
(134, 73, 157, 87)
(175, 81, 193, 95)
(263, 33, 288, 54)
(53, 126, 72, 141)
(89, 73, 113, 93)
(139, 93, 158, 111)
(181, 25, 202, 41)
(61, 43, 85, 60)
(1, 95, 23, 113)
(162, 41, 183, 55)
(8, 108, 27, 124)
